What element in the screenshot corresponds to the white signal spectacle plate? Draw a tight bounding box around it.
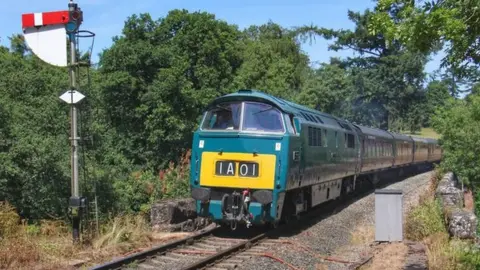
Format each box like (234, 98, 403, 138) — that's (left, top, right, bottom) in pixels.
(23, 24, 68, 67)
(59, 90, 85, 104)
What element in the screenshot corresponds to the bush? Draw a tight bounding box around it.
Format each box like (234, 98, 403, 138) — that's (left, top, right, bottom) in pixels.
(432, 94, 480, 187)
(0, 201, 20, 238)
(160, 149, 191, 199)
(405, 197, 446, 241)
(111, 150, 192, 216)
(451, 239, 480, 269)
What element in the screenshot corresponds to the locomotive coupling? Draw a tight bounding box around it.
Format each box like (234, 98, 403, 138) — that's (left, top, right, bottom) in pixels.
(221, 189, 254, 229)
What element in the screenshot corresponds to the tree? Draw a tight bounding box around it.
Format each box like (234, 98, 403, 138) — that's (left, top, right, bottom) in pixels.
(432, 93, 480, 186)
(424, 80, 451, 126)
(232, 22, 310, 100)
(98, 10, 243, 169)
(0, 38, 72, 220)
(294, 9, 428, 130)
(368, 0, 480, 80)
(296, 59, 352, 114)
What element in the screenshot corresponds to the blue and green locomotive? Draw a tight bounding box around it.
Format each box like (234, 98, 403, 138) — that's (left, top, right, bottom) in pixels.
(189, 89, 442, 229)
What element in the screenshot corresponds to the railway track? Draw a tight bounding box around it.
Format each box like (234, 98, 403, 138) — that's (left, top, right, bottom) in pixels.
(89, 223, 271, 270)
(90, 201, 353, 270)
(90, 169, 428, 270)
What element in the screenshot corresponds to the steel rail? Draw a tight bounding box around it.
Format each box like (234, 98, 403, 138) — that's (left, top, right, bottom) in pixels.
(89, 225, 220, 270)
(179, 232, 267, 270)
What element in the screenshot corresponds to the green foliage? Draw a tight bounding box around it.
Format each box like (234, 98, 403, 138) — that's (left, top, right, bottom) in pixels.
(452, 240, 480, 269)
(432, 93, 480, 235)
(233, 22, 310, 100)
(424, 80, 451, 126)
(368, 0, 480, 78)
(0, 47, 71, 220)
(432, 94, 480, 186)
(295, 9, 429, 131)
(405, 197, 446, 241)
(296, 60, 351, 114)
(108, 150, 191, 215)
(159, 150, 191, 200)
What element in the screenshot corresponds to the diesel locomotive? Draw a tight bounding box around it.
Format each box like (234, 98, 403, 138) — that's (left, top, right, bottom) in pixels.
(189, 89, 442, 229)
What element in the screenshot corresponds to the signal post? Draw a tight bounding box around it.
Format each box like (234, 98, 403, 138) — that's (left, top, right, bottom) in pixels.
(21, 0, 86, 243)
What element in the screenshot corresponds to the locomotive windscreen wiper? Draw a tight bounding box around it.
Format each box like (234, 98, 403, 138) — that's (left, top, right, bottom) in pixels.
(252, 105, 274, 115)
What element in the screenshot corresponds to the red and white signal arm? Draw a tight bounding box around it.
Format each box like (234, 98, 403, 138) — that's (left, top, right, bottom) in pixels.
(21, 11, 70, 67)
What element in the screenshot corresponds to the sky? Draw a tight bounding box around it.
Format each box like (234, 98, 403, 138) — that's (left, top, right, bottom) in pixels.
(1, 0, 444, 74)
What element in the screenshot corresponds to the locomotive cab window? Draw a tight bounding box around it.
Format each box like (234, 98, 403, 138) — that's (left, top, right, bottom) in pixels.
(200, 101, 285, 134)
(201, 102, 242, 130)
(242, 102, 285, 133)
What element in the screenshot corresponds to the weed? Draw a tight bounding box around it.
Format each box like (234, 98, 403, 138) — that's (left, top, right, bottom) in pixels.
(93, 214, 151, 254)
(0, 235, 41, 269)
(451, 239, 480, 269)
(0, 201, 20, 238)
(423, 232, 455, 270)
(405, 197, 446, 241)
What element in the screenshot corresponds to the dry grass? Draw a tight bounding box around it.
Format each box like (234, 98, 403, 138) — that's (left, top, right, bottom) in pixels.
(423, 232, 456, 270)
(0, 201, 191, 269)
(350, 224, 375, 245)
(363, 243, 408, 270)
(0, 202, 77, 269)
(93, 215, 151, 253)
(0, 201, 20, 238)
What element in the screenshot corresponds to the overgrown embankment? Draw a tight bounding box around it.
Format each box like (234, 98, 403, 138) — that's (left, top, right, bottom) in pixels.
(404, 170, 480, 270)
(0, 152, 195, 270)
(0, 200, 197, 269)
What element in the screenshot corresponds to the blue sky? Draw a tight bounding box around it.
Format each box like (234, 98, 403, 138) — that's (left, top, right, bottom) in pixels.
(1, 0, 444, 74)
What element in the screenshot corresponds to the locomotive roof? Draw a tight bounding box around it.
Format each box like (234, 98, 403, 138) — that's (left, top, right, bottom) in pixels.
(210, 89, 321, 115)
(209, 90, 438, 144)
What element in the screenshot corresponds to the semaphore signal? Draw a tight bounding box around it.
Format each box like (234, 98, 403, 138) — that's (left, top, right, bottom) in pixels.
(21, 0, 90, 244)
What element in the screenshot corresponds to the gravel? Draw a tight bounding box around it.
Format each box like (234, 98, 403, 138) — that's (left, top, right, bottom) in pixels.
(234, 171, 433, 270)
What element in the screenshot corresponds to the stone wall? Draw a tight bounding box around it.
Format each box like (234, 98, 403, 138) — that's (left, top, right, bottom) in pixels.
(435, 172, 478, 239)
(150, 198, 212, 232)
